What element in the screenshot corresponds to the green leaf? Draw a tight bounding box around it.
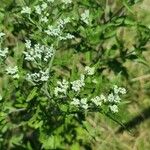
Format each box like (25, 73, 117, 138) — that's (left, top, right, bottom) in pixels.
(123, 0, 134, 14)
(26, 87, 38, 102)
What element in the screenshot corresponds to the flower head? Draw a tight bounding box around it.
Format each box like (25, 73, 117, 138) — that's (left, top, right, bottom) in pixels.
(0, 32, 5, 38)
(81, 10, 90, 24)
(109, 105, 118, 113)
(85, 66, 95, 75)
(71, 98, 88, 110)
(71, 75, 85, 92)
(26, 70, 49, 83)
(6, 66, 19, 79)
(0, 48, 8, 58)
(54, 79, 69, 96)
(21, 6, 31, 14)
(91, 96, 102, 106)
(71, 98, 80, 106)
(61, 0, 72, 4)
(80, 98, 88, 109)
(24, 41, 54, 63)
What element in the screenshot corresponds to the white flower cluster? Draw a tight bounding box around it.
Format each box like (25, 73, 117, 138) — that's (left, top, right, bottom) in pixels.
(59, 33, 74, 40)
(45, 18, 74, 40)
(40, 14, 49, 23)
(0, 48, 8, 59)
(53, 66, 127, 113)
(23, 40, 54, 63)
(70, 85, 126, 112)
(0, 32, 8, 60)
(47, 0, 54, 2)
(71, 74, 85, 92)
(71, 98, 88, 109)
(81, 10, 90, 25)
(45, 25, 61, 37)
(108, 85, 127, 103)
(21, 2, 51, 23)
(21, 6, 31, 14)
(34, 2, 47, 15)
(109, 105, 118, 113)
(0, 32, 5, 38)
(114, 85, 127, 95)
(107, 85, 127, 113)
(91, 94, 106, 106)
(85, 66, 95, 75)
(61, 0, 72, 5)
(6, 66, 19, 79)
(90, 86, 126, 113)
(26, 69, 49, 83)
(58, 18, 70, 28)
(34, 2, 50, 23)
(54, 79, 69, 97)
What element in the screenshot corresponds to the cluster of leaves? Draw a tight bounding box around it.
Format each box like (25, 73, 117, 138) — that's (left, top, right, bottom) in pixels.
(0, 0, 150, 149)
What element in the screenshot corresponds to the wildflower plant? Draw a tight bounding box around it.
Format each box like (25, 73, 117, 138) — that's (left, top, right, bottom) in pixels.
(0, 0, 149, 149)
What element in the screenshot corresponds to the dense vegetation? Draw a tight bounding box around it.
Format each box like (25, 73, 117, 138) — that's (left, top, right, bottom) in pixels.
(0, 0, 150, 149)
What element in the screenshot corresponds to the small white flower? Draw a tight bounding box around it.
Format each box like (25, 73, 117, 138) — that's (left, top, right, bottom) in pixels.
(34, 5, 42, 15)
(66, 33, 74, 39)
(91, 96, 102, 106)
(26, 70, 49, 83)
(21, 6, 31, 14)
(107, 93, 115, 102)
(0, 32, 5, 38)
(54, 79, 69, 96)
(61, 0, 72, 4)
(71, 98, 88, 109)
(25, 40, 31, 49)
(107, 91, 122, 103)
(13, 74, 20, 79)
(58, 18, 70, 28)
(71, 75, 85, 92)
(41, 16, 48, 23)
(81, 104, 89, 109)
(47, 0, 54, 2)
(45, 25, 61, 37)
(119, 87, 127, 94)
(109, 105, 118, 113)
(24, 41, 54, 63)
(0, 48, 8, 58)
(71, 98, 80, 106)
(40, 70, 49, 81)
(26, 72, 39, 82)
(114, 85, 127, 95)
(6, 66, 19, 79)
(80, 98, 88, 109)
(114, 95, 121, 103)
(59, 33, 74, 41)
(6, 66, 18, 74)
(114, 85, 119, 94)
(41, 2, 48, 10)
(100, 94, 107, 102)
(81, 10, 90, 24)
(85, 66, 95, 75)
(81, 98, 87, 105)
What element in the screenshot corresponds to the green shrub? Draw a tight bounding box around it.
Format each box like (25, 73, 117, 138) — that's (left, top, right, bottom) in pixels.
(0, 0, 149, 149)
